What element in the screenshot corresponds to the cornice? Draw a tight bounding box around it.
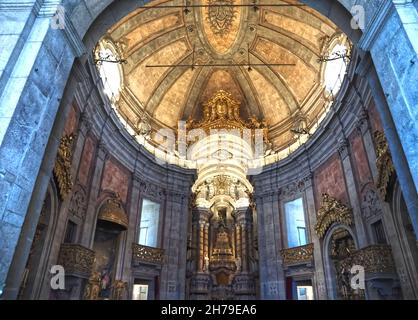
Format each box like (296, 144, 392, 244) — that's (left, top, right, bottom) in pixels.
(358, 1, 394, 51)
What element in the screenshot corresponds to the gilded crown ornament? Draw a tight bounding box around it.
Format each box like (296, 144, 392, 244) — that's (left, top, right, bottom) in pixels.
(315, 193, 353, 238)
(98, 194, 128, 230)
(186, 90, 269, 142)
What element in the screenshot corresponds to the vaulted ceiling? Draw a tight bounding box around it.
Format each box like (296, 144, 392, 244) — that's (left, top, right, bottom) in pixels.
(101, 0, 347, 151)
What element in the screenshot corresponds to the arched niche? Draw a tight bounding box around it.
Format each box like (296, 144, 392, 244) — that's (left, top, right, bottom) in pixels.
(18, 182, 59, 299)
(390, 181, 418, 298)
(87, 193, 128, 300)
(322, 223, 362, 300)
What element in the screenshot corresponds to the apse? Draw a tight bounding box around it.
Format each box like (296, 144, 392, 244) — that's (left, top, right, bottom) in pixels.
(1, 0, 417, 303)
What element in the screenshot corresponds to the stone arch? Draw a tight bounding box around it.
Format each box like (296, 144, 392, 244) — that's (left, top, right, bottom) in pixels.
(18, 180, 59, 299)
(322, 223, 358, 300)
(390, 181, 418, 298)
(3, 0, 417, 300)
(359, 183, 385, 243)
(70, 0, 361, 54)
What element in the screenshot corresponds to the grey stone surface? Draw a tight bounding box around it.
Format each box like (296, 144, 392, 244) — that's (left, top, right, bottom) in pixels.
(0, 0, 418, 300)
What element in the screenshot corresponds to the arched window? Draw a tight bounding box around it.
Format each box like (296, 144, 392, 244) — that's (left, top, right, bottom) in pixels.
(323, 38, 350, 97)
(95, 41, 123, 104)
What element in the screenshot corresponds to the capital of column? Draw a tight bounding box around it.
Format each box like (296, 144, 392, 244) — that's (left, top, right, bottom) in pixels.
(356, 111, 370, 135)
(338, 137, 350, 160)
(97, 140, 109, 161)
(193, 208, 211, 224)
(79, 112, 92, 136)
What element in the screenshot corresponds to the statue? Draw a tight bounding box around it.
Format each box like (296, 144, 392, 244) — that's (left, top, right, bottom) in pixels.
(112, 280, 127, 300)
(84, 271, 101, 300)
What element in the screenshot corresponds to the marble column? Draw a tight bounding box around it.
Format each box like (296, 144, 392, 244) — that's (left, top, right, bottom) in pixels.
(189, 208, 211, 299)
(236, 208, 251, 273)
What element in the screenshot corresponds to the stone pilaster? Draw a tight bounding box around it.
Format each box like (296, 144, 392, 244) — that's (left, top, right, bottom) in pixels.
(119, 176, 142, 299)
(359, 57, 418, 240)
(80, 142, 108, 247)
(304, 176, 327, 300)
(160, 191, 189, 300)
(356, 111, 379, 181)
(338, 138, 368, 247)
(256, 192, 285, 300)
(70, 112, 92, 180)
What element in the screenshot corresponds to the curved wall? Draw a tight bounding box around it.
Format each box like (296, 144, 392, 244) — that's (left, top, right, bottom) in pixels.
(1, 0, 417, 300)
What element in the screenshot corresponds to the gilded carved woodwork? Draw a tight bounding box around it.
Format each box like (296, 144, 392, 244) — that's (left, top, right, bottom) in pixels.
(329, 228, 363, 300)
(340, 244, 395, 274)
(186, 90, 269, 142)
(315, 194, 353, 238)
(209, 225, 237, 273)
(53, 134, 75, 200)
(98, 194, 128, 230)
(374, 131, 395, 200)
(69, 184, 87, 220)
(111, 280, 127, 300)
(280, 243, 314, 266)
(84, 271, 101, 300)
(132, 243, 165, 265)
(57, 243, 95, 278)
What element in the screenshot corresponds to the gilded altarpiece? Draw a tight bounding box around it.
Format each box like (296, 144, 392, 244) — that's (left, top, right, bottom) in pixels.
(186, 91, 260, 300)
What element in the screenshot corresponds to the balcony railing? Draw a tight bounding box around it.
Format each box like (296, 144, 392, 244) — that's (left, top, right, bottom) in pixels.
(132, 243, 165, 265)
(341, 244, 395, 274)
(280, 243, 314, 266)
(57, 243, 95, 278)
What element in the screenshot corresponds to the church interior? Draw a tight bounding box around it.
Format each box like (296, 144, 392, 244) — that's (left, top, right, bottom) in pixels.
(0, 0, 417, 301)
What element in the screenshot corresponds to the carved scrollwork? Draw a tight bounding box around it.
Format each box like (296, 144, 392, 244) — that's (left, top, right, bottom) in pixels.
(84, 271, 101, 300)
(280, 243, 314, 266)
(68, 184, 87, 220)
(54, 134, 76, 200)
(139, 181, 165, 200)
(186, 90, 269, 143)
(57, 243, 95, 278)
(111, 280, 127, 300)
(279, 180, 306, 200)
(315, 194, 353, 238)
(132, 243, 165, 265)
(98, 193, 128, 230)
(374, 131, 394, 200)
(361, 185, 383, 221)
(340, 244, 395, 274)
(207, 0, 237, 36)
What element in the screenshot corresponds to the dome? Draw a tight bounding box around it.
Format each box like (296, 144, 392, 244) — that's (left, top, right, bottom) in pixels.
(95, 0, 350, 165)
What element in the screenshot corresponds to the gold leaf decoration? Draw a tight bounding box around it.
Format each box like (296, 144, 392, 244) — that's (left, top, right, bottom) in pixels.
(98, 194, 128, 230)
(374, 131, 395, 200)
(315, 194, 353, 238)
(339, 244, 395, 274)
(53, 134, 76, 200)
(57, 243, 95, 278)
(132, 243, 165, 265)
(280, 243, 314, 266)
(186, 90, 268, 142)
